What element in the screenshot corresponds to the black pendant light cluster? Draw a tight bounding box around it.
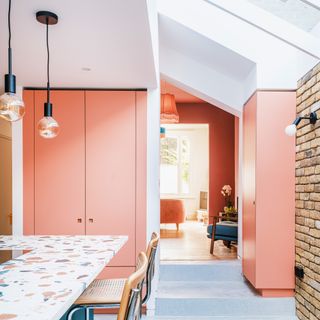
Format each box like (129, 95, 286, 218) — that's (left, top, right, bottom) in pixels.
(36, 11, 60, 139)
(0, 1, 60, 139)
(0, 0, 25, 122)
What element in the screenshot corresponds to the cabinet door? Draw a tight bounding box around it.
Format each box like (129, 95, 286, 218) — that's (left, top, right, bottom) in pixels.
(23, 90, 35, 235)
(242, 93, 257, 285)
(85, 91, 136, 266)
(34, 91, 85, 235)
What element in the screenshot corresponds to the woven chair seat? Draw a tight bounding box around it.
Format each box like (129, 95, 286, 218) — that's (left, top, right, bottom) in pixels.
(75, 278, 126, 305)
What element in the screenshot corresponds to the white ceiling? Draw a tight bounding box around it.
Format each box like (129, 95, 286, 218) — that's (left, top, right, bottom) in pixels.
(0, 0, 157, 91)
(159, 15, 255, 82)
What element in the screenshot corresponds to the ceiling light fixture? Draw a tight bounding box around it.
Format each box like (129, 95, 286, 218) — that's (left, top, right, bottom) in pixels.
(160, 81, 179, 124)
(285, 112, 318, 136)
(160, 93, 179, 123)
(36, 11, 60, 139)
(0, 0, 25, 122)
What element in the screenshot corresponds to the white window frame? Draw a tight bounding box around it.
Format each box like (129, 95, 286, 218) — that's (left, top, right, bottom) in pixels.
(160, 133, 191, 196)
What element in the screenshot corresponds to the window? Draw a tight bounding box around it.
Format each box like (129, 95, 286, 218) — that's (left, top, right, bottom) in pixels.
(160, 134, 190, 195)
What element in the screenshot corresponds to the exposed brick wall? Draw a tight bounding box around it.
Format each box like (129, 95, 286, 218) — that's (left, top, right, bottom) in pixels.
(296, 63, 320, 320)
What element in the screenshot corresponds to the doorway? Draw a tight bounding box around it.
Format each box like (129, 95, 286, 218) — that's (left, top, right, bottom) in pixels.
(0, 119, 12, 235)
(159, 123, 237, 261)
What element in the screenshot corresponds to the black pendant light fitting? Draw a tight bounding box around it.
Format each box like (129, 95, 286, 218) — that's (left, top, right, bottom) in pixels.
(36, 11, 60, 139)
(0, 0, 25, 122)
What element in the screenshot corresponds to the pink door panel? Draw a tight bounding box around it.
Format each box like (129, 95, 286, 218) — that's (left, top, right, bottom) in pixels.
(23, 90, 35, 235)
(34, 90, 85, 235)
(242, 93, 257, 286)
(85, 91, 136, 266)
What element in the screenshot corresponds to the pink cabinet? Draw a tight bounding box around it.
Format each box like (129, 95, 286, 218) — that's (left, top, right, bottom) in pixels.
(23, 89, 147, 271)
(242, 91, 296, 297)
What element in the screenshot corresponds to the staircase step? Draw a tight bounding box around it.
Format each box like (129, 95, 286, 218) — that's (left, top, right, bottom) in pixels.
(156, 280, 295, 317)
(95, 316, 298, 320)
(144, 317, 298, 320)
(159, 261, 243, 282)
(155, 296, 296, 317)
(157, 280, 256, 298)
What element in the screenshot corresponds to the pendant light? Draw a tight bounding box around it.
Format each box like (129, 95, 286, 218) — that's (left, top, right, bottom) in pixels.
(160, 93, 179, 124)
(36, 11, 59, 139)
(160, 81, 179, 124)
(0, 0, 25, 122)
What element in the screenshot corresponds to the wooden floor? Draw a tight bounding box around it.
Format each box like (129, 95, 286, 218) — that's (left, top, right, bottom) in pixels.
(160, 220, 237, 261)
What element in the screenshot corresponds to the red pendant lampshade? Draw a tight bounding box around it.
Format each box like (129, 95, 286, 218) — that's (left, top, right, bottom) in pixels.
(160, 93, 179, 123)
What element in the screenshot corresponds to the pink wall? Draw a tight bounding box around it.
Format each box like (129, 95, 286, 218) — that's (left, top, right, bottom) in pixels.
(177, 103, 235, 217)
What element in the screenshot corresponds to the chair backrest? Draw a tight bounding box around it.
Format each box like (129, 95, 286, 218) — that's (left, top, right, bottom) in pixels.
(117, 252, 148, 320)
(146, 232, 160, 260)
(142, 232, 160, 304)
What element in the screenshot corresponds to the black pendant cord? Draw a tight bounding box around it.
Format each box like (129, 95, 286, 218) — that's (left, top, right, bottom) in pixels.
(5, 0, 16, 94)
(46, 19, 50, 104)
(8, 0, 12, 74)
(35, 10, 58, 118)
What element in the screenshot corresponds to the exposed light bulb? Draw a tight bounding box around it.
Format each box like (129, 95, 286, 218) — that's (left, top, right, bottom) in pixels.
(285, 124, 297, 136)
(38, 116, 59, 139)
(0, 92, 25, 122)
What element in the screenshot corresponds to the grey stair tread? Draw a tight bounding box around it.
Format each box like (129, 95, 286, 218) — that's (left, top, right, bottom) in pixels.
(159, 263, 244, 282)
(95, 317, 298, 320)
(157, 280, 257, 298)
(94, 316, 298, 319)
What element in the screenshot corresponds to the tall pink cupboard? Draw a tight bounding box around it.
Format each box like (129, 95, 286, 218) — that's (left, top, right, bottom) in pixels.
(243, 91, 296, 297)
(23, 89, 147, 275)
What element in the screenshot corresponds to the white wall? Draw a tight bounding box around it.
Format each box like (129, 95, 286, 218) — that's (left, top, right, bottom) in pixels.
(146, 0, 160, 315)
(161, 124, 209, 219)
(0, 86, 23, 237)
(0, 119, 12, 235)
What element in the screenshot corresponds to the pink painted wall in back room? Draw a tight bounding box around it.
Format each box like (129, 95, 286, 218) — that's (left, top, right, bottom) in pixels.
(177, 103, 235, 218)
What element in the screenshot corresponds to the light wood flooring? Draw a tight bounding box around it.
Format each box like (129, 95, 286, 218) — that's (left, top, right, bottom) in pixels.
(160, 220, 237, 261)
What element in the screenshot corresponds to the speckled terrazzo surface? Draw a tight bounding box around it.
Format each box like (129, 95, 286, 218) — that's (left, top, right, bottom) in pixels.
(0, 235, 127, 320)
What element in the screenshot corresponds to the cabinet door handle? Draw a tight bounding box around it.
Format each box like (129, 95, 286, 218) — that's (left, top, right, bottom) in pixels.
(77, 218, 82, 223)
(89, 218, 94, 223)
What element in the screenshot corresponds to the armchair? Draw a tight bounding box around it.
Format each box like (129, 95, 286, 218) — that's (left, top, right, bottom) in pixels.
(207, 216, 238, 254)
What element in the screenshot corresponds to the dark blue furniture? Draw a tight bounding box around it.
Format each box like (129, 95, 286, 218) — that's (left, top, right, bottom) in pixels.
(207, 217, 238, 254)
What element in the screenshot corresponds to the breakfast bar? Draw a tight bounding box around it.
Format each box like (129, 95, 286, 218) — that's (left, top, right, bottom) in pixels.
(0, 235, 127, 320)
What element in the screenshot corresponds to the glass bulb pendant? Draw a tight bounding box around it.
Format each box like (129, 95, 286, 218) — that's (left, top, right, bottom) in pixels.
(0, 92, 25, 122)
(38, 116, 59, 139)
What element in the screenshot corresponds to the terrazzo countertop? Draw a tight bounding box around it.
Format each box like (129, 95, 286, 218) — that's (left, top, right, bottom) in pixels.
(0, 235, 127, 320)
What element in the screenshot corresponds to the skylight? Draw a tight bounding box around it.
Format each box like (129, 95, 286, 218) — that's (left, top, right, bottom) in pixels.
(248, 0, 320, 31)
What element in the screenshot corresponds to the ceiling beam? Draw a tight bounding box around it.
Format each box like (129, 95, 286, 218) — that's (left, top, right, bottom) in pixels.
(301, 0, 320, 11)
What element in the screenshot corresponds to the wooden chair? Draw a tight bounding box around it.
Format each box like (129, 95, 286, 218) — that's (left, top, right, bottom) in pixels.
(66, 232, 159, 319)
(66, 252, 148, 320)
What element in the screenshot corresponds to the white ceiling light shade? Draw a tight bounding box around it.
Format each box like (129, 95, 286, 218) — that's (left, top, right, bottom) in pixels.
(0, 0, 25, 122)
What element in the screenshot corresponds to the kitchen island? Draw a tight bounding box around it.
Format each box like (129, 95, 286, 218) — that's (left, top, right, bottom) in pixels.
(0, 235, 127, 320)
